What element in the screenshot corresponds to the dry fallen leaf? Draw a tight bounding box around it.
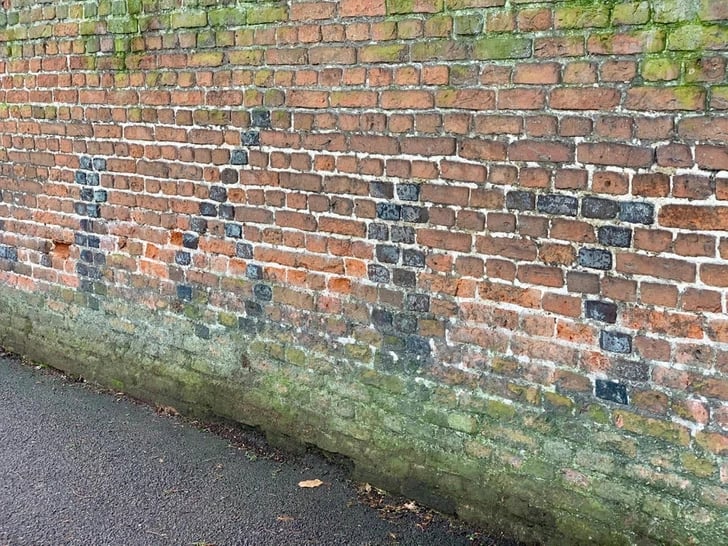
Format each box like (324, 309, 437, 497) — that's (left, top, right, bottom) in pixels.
(298, 479, 324, 488)
(276, 515, 295, 522)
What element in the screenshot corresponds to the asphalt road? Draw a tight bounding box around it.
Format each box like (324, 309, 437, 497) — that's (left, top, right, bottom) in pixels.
(0, 354, 491, 546)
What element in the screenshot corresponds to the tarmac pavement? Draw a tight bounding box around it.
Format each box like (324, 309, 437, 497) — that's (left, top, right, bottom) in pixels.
(0, 353, 500, 546)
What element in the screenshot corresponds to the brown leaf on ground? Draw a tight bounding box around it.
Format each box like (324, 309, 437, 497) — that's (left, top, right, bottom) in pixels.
(298, 479, 324, 488)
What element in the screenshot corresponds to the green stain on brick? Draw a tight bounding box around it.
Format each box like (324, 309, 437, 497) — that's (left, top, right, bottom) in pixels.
(555, 4, 610, 29)
(247, 6, 288, 25)
(653, 0, 699, 23)
(108, 17, 138, 34)
(611, 1, 650, 25)
(473, 37, 531, 60)
(359, 44, 408, 63)
(387, 0, 444, 14)
(668, 24, 706, 51)
(208, 7, 247, 27)
(171, 10, 207, 29)
(447, 412, 478, 434)
(641, 57, 681, 81)
(614, 410, 690, 446)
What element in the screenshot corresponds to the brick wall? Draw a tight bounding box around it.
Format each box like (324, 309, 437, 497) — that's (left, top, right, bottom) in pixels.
(0, 0, 727, 543)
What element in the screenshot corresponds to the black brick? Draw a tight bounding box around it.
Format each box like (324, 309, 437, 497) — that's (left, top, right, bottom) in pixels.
(177, 285, 193, 301)
(595, 380, 628, 405)
(372, 307, 393, 330)
(397, 184, 420, 201)
(393, 268, 417, 288)
(236, 242, 253, 259)
(209, 186, 228, 202)
(225, 223, 242, 238)
(86, 173, 100, 186)
(74, 171, 87, 184)
(246, 263, 263, 280)
(231, 149, 249, 165)
(391, 226, 415, 244)
(598, 226, 632, 248)
(600, 330, 632, 354)
(199, 202, 218, 217)
(368, 223, 389, 241)
(86, 235, 101, 248)
(0, 245, 17, 262)
(394, 314, 418, 334)
(405, 293, 430, 313)
(244, 300, 263, 317)
(537, 194, 578, 216)
(79, 156, 92, 170)
(183, 233, 199, 249)
(376, 203, 401, 221)
(92, 157, 107, 171)
(582, 197, 619, 219)
(370, 181, 394, 199)
(585, 300, 618, 323)
(195, 324, 211, 340)
(620, 202, 654, 224)
(242, 130, 260, 146)
(93, 190, 108, 203)
(251, 109, 271, 128)
(578, 248, 612, 270)
(175, 251, 191, 266)
(401, 205, 428, 223)
(368, 264, 390, 283)
(80, 249, 94, 263)
(376, 245, 400, 264)
(402, 249, 426, 268)
(221, 168, 239, 184)
(506, 191, 536, 211)
(80, 188, 94, 201)
(612, 359, 649, 382)
(406, 336, 431, 357)
(190, 217, 208, 233)
(253, 283, 273, 301)
(218, 204, 235, 220)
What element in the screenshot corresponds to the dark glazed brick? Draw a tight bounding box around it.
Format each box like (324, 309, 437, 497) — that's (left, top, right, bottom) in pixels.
(393, 269, 417, 288)
(370, 181, 394, 199)
(600, 330, 632, 354)
(402, 249, 426, 268)
(74, 171, 87, 184)
(231, 149, 249, 165)
(93, 190, 108, 203)
(225, 223, 242, 238)
(183, 233, 199, 249)
(376, 245, 400, 264)
(397, 184, 420, 201)
(506, 191, 536, 211)
(251, 109, 271, 128)
(376, 203, 401, 221)
(92, 157, 107, 171)
(75, 233, 88, 246)
(236, 242, 253, 259)
(221, 168, 239, 184)
(253, 283, 273, 301)
(199, 202, 218, 217)
(595, 379, 628, 405)
(582, 197, 619, 219)
(391, 226, 415, 244)
(620, 202, 654, 224)
(585, 300, 618, 323)
(537, 194, 578, 216)
(405, 293, 430, 312)
(195, 324, 211, 340)
(368, 264, 390, 283)
(578, 248, 612, 270)
(242, 130, 260, 146)
(86, 173, 100, 186)
(0, 245, 17, 262)
(80, 249, 94, 263)
(372, 307, 393, 330)
(209, 186, 228, 202)
(175, 251, 191, 266)
(368, 223, 389, 241)
(79, 156, 92, 170)
(244, 300, 263, 317)
(80, 188, 94, 201)
(406, 336, 431, 357)
(177, 285, 193, 301)
(402, 205, 428, 223)
(246, 263, 263, 280)
(190, 217, 208, 233)
(598, 226, 632, 248)
(394, 314, 418, 334)
(218, 204, 235, 220)
(86, 235, 101, 248)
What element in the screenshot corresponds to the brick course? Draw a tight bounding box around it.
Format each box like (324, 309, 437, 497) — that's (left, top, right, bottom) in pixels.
(0, 0, 726, 543)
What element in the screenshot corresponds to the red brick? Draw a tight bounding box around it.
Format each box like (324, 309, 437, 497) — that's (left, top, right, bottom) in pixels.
(542, 294, 581, 317)
(578, 143, 653, 168)
(701, 264, 728, 287)
(498, 88, 546, 110)
(674, 233, 715, 257)
(696, 145, 728, 171)
(456, 210, 485, 231)
(381, 90, 434, 109)
(633, 228, 672, 253)
(660, 206, 728, 231)
(421, 184, 469, 205)
(550, 88, 620, 110)
(513, 62, 561, 84)
(518, 265, 564, 288)
(435, 89, 496, 110)
(440, 160, 486, 183)
(617, 253, 696, 283)
(625, 87, 706, 111)
(681, 289, 723, 313)
(340, 0, 385, 17)
(509, 140, 573, 163)
(640, 282, 679, 307)
(401, 137, 455, 156)
(418, 228, 472, 252)
(632, 173, 669, 197)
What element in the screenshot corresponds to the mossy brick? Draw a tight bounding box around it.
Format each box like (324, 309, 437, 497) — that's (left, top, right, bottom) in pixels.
(359, 44, 408, 63)
(111, 0, 128, 16)
(80, 20, 106, 35)
(247, 6, 288, 25)
(642, 57, 681, 81)
(611, 2, 650, 25)
(108, 17, 139, 34)
(613, 410, 690, 446)
(680, 453, 715, 478)
(208, 7, 247, 27)
(667, 24, 706, 51)
(387, 0, 444, 14)
(411, 40, 469, 61)
(446, 412, 478, 434)
(473, 37, 531, 60)
(543, 391, 575, 411)
(555, 5, 610, 29)
(700, 0, 728, 21)
(453, 14, 483, 35)
(171, 11, 207, 29)
(653, 0, 699, 23)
